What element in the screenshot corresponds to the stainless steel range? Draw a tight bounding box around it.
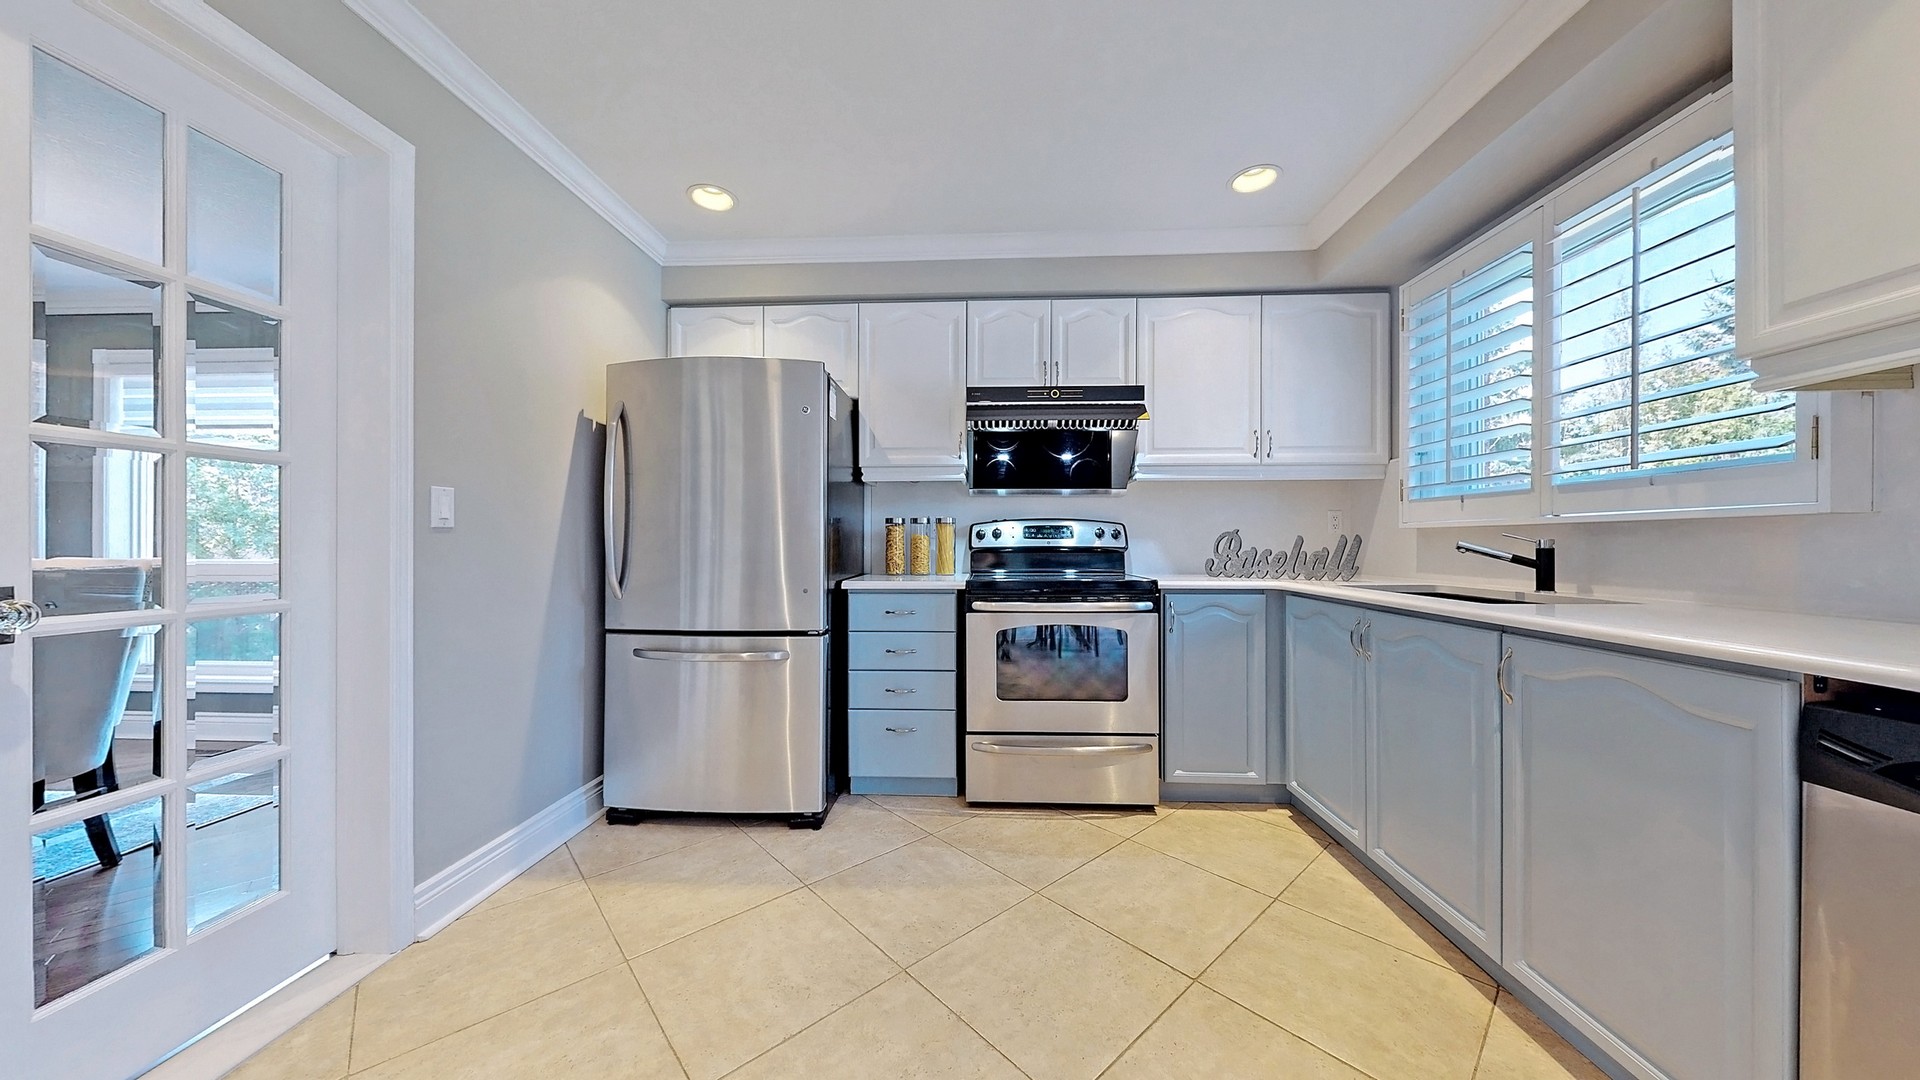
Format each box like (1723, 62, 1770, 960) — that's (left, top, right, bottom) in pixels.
(963, 518, 1160, 806)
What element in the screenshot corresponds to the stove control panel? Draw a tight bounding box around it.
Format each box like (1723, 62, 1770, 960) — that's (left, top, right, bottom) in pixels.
(968, 518, 1127, 551)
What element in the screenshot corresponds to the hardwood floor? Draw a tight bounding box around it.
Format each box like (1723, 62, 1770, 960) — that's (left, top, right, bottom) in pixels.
(33, 788, 279, 1006)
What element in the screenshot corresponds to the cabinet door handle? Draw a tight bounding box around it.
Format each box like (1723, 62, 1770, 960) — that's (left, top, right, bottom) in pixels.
(1267, 429, 1274, 457)
(884, 687, 919, 695)
(1498, 646, 1514, 704)
(1349, 621, 1362, 657)
(884, 648, 919, 655)
(1356, 619, 1372, 661)
(884, 726, 919, 734)
(883, 609, 918, 617)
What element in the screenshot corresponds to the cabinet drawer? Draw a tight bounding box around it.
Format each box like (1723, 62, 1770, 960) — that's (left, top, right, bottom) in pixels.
(848, 669, 957, 710)
(848, 631, 956, 671)
(848, 592, 956, 632)
(849, 710, 956, 779)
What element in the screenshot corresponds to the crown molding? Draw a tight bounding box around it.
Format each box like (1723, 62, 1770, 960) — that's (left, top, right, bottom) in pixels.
(664, 224, 1314, 267)
(1305, 0, 1589, 248)
(343, 0, 671, 263)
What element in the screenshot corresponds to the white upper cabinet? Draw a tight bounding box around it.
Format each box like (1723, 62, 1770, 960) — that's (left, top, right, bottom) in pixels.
(1262, 294, 1389, 469)
(966, 299, 1051, 386)
(668, 305, 762, 357)
(1051, 298, 1136, 385)
(765, 304, 859, 397)
(858, 302, 967, 478)
(1738, 0, 1920, 387)
(1135, 296, 1264, 469)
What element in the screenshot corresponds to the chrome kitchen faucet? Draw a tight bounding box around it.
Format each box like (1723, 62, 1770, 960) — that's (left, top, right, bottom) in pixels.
(1456, 533, 1556, 593)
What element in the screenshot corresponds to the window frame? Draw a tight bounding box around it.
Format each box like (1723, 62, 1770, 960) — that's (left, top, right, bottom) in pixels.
(1397, 86, 1872, 528)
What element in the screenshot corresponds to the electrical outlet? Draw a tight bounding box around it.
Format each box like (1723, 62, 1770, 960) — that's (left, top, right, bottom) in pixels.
(1327, 510, 1344, 534)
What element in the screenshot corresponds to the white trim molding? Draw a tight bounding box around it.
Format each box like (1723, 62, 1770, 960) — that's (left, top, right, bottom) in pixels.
(341, 0, 1585, 268)
(342, 0, 670, 262)
(412, 777, 604, 940)
(141, 953, 390, 1080)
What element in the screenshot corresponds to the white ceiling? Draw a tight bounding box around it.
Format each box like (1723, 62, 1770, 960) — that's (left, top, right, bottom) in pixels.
(368, 0, 1586, 264)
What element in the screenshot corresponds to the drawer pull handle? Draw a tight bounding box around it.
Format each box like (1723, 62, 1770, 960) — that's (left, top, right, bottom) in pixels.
(884, 726, 918, 734)
(972, 741, 1154, 757)
(884, 648, 919, 655)
(884, 687, 918, 695)
(883, 609, 918, 616)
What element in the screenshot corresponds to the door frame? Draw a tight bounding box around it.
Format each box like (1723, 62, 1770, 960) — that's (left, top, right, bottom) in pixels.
(77, 0, 420, 960)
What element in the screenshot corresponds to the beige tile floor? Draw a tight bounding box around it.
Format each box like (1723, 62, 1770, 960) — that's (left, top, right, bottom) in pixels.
(222, 798, 1609, 1080)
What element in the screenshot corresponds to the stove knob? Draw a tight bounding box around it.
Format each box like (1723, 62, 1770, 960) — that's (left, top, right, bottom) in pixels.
(1111, 527, 1122, 541)
(975, 529, 986, 541)
(992, 528, 1002, 540)
(1095, 528, 1106, 539)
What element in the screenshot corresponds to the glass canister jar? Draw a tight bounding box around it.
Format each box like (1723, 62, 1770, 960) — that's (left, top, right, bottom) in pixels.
(883, 517, 907, 576)
(908, 517, 933, 576)
(935, 517, 956, 576)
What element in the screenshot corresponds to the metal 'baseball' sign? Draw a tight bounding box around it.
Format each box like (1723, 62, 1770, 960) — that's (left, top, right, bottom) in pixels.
(1204, 530, 1363, 581)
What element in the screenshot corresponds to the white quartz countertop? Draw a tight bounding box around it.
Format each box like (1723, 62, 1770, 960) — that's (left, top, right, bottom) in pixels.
(1157, 574, 1920, 693)
(841, 574, 967, 591)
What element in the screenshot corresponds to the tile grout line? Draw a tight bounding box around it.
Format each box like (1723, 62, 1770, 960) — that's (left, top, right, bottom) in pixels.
(577, 868, 695, 1080)
(1089, 976, 1194, 1080)
(897, 965, 1035, 1080)
(1267, 892, 1498, 988)
(569, 820, 749, 883)
(1468, 987, 1502, 1080)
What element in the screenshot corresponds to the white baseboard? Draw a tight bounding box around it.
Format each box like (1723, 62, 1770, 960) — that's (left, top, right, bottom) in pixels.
(142, 952, 389, 1080)
(411, 776, 603, 940)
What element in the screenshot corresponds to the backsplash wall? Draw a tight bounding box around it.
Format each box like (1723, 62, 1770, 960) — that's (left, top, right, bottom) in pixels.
(863, 481, 1368, 579)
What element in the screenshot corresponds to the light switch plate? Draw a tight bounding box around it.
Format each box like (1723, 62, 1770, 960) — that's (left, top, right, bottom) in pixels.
(429, 486, 455, 529)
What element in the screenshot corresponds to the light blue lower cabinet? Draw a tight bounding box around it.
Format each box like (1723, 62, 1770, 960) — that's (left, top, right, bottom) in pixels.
(1284, 597, 1368, 843)
(1502, 636, 1797, 1080)
(1363, 611, 1502, 960)
(1162, 592, 1269, 787)
(848, 710, 957, 795)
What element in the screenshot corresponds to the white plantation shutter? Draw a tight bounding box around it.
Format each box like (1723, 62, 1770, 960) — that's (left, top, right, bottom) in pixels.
(1549, 135, 1794, 484)
(1405, 243, 1535, 501)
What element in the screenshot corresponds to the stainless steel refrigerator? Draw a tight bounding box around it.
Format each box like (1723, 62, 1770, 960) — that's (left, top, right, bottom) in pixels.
(601, 356, 863, 827)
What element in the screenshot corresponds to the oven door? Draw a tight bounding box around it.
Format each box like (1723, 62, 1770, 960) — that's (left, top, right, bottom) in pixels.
(965, 601, 1160, 735)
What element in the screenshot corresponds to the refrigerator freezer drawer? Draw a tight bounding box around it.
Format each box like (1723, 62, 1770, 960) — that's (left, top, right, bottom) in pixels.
(965, 735, 1159, 807)
(604, 633, 827, 815)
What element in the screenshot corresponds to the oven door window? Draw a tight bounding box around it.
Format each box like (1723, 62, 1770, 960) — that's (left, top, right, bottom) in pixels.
(994, 624, 1128, 701)
(972, 430, 1114, 490)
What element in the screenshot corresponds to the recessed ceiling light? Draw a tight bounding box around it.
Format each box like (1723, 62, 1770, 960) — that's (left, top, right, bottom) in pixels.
(1230, 165, 1281, 194)
(688, 184, 735, 212)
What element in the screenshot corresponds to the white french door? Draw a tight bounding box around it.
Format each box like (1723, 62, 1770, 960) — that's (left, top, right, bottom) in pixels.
(0, 4, 339, 1077)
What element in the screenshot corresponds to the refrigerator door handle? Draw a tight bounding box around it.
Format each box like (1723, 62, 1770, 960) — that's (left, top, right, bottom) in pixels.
(632, 648, 792, 663)
(603, 402, 631, 598)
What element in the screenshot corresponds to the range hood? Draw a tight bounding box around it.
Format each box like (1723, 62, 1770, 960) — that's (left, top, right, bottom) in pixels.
(964, 384, 1148, 494)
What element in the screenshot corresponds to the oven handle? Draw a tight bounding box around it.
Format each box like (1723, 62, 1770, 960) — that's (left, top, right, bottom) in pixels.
(970, 601, 1156, 613)
(970, 741, 1157, 756)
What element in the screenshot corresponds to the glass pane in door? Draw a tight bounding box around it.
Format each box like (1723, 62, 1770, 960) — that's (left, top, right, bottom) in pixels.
(32, 441, 162, 613)
(187, 458, 279, 603)
(185, 613, 280, 768)
(30, 49, 165, 263)
(33, 795, 166, 1006)
(994, 625, 1129, 701)
(30, 245, 162, 435)
(34, 625, 164, 810)
(186, 295, 279, 448)
(186, 129, 281, 300)
(186, 763, 279, 932)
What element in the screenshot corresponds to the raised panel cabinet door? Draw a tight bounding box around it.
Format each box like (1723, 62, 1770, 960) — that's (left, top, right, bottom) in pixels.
(668, 305, 764, 357)
(966, 299, 1050, 385)
(1163, 592, 1267, 786)
(1365, 612, 1502, 958)
(1283, 597, 1367, 842)
(1503, 637, 1797, 1080)
(765, 304, 859, 396)
(1135, 296, 1263, 467)
(1052, 298, 1136, 384)
(1261, 294, 1389, 468)
(857, 302, 967, 476)
(1738, 0, 1920, 373)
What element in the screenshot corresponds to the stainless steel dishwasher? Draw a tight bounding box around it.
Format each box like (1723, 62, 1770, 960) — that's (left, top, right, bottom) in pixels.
(1800, 692, 1920, 1079)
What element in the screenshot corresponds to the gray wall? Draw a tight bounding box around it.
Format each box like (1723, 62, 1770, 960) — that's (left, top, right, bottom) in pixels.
(213, 0, 666, 884)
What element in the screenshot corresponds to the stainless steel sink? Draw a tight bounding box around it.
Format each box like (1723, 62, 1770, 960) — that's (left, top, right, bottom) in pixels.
(1346, 584, 1629, 606)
